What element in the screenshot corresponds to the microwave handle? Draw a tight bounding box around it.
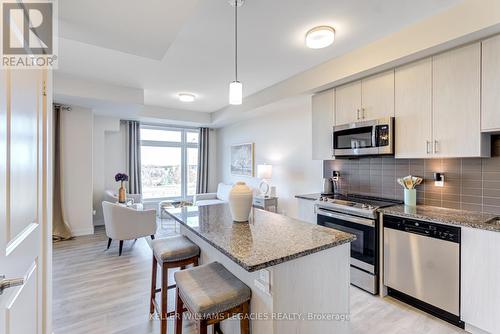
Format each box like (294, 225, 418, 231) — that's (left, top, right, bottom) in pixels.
(372, 125, 377, 148)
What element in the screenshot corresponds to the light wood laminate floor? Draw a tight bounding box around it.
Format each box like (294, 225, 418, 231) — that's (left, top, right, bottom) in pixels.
(53, 222, 467, 334)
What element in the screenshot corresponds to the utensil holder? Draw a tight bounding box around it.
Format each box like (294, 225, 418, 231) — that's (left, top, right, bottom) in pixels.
(404, 189, 416, 207)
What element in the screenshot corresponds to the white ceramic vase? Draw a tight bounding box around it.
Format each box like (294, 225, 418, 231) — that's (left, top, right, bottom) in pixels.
(229, 182, 253, 222)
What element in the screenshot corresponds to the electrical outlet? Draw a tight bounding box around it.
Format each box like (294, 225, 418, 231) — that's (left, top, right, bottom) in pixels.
(254, 269, 271, 295)
(259, 269, 270, 284)
(254, 279, 271, 295)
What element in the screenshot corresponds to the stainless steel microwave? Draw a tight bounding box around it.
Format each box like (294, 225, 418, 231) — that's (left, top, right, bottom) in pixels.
(333, 117, 394, 156)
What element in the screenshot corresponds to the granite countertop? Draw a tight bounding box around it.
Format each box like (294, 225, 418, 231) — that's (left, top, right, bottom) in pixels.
(295, 193, 322, 201)
(165, 204, 355, 272)
(379, 205, 500, 232)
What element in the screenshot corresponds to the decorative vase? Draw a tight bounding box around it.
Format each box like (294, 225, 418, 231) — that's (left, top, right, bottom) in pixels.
(229, 182, 253, 222)
(118, 181, 126, 203)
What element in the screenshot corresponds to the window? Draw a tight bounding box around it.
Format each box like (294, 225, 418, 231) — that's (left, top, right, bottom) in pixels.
(140, 126, 199, 200)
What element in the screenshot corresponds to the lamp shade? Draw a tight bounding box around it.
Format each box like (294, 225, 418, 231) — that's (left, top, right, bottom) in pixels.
(257, 164, 272, 179)
(229, 81, 242, 105)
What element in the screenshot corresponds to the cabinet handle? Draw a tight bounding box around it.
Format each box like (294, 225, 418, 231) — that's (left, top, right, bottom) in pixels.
(357, 109, 360, 120)
(434, 140, 439, 154)
(361, 108, 365, 119)
(426, 141, 431, 154)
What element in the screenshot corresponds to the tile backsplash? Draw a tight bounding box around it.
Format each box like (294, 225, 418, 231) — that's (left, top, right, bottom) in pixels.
(324, 136, 500, 215)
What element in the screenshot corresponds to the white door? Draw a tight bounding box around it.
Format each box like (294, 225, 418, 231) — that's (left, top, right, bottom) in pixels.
(361, 70, 395, 120)
(395, 58, 433, 158)
(334, 80, 361, 125)
(432, 43, 482, 157)
(311, 89, 335, 160)
(0, 69, 48, 334)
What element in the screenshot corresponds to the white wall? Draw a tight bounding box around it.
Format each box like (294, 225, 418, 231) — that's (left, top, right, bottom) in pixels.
(61, 106, 94, 236)
(92, 116, 126, 225)
(215, 96, 322, 219)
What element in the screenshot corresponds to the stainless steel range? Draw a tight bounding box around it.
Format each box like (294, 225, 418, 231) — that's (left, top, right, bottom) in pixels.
(315, 194, 401, 294)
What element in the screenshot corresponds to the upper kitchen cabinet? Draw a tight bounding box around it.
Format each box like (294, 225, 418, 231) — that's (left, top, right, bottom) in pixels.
(335, 81, 361, 125)
(361, 70, 395, 120)
(395, 58, 433, 159)
(482, 34, 500, 132)
(334, 70, 394, 126)
(311, 89, 335, 160)
(432, 43, 489, 158)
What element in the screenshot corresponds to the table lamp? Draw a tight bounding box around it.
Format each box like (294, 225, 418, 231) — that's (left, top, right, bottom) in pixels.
(257, 164, 273, 197)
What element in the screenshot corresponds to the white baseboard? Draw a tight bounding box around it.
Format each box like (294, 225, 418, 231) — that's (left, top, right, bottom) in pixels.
(465, 323, 491, 334)
(71, 226, 95, 236)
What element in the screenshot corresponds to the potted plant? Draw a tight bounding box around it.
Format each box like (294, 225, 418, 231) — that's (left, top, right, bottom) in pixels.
(115, 173, 129, 203)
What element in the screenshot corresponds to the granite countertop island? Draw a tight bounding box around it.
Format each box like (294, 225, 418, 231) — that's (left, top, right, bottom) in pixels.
(379, 205, 500, 232)
(166, 203, 354, 272)
(165, 203, 354, 334)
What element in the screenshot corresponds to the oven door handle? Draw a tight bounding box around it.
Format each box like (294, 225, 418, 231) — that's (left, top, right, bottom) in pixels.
(317, 209, 375, 227)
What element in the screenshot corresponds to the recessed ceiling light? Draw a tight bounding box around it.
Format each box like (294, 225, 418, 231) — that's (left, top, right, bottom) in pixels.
(178, 93, 196, 102)
(305, 26, 335, 49)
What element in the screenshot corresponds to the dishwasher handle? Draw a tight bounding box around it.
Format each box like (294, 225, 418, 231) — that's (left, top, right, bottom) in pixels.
(404, 226, 430, 237)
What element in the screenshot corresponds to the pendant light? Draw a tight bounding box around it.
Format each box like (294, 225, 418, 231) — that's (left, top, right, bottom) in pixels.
(229, 0, 243, 105)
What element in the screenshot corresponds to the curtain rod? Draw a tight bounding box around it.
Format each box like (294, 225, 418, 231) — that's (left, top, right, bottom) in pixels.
(126, 120, 210, 131)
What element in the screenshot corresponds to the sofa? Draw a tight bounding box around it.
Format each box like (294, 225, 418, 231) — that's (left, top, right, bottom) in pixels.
(193, 183, 233, 206)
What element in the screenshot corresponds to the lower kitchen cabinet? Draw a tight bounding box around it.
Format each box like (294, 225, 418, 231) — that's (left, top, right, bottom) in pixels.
(296, 199, 317, 224)
(461, 227, 500, 334)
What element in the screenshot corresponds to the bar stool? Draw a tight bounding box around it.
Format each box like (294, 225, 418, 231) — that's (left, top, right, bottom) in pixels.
(174, 261, 251, 334)
(150, 236, 200, 334)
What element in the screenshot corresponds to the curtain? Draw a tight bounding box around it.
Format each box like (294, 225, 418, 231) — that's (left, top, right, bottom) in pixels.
(196, 128, 210, 194)
(126, 120, 142, 194)
(53, 105, 73, 241)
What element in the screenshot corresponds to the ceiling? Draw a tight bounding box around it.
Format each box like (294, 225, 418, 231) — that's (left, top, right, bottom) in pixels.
(56, 0, 461, 114)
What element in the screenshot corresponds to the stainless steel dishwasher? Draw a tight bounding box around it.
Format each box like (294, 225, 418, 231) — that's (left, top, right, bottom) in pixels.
(383, 215, 463, 328)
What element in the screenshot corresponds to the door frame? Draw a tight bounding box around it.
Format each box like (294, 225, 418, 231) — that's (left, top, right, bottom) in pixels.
(41, 69, 53, 334)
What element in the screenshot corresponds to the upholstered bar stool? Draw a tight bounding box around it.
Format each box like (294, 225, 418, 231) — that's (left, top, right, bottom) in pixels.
(174, 261, 251, 334)
(150, 236, 200, 334)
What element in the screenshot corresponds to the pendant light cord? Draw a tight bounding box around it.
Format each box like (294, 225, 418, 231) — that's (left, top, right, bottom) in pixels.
(234, 0, 238, 81)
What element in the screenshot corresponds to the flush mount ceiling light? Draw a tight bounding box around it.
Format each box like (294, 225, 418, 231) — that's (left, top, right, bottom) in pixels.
(228, 0, 244, 105)
(305, 26, 335, 49)
(178, 93, 196, 102)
